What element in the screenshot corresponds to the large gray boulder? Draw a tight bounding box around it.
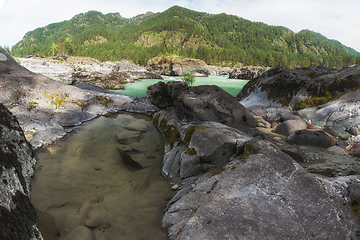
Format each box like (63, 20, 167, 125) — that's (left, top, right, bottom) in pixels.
(287, 129, 337, 148)
(163, 140, 360, 240)
(174, 85, 256, 127)
(180, 122, 253, 178)
(274, 119, 308, 136)
(0, 104, 43, 239)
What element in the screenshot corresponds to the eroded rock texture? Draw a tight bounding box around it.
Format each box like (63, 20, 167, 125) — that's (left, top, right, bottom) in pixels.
(0, 103, 43, 239)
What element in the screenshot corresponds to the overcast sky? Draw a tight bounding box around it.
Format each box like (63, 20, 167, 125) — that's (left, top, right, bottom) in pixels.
(0, 0, 359, 52)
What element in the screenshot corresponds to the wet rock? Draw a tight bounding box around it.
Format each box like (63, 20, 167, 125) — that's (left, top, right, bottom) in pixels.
(274, 119, 308, 136)
(174, 85, 256, 127)
(116, 130, 141, 144)
(287, 129, 337, 148)
(163, 140, 360, 240)
(346, 141, 360, 157)
(61, 226, 94, 240)
(0, 103, 43, 239)
(118, 149, 144, 171)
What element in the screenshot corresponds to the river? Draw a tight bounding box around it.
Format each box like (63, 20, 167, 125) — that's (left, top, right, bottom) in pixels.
(113, 75, 248, 97)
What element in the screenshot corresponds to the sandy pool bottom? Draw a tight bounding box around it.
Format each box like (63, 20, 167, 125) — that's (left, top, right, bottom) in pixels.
(31, 112, 174, 240)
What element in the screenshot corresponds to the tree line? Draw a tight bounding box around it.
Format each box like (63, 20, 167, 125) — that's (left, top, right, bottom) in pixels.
(10, 6, 360, 68)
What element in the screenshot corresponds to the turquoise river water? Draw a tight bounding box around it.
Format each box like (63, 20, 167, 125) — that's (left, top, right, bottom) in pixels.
(113, 75, 248, 97)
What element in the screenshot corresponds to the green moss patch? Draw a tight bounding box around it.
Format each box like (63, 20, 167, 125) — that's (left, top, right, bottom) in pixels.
(184, 125, 206, 144)
(152, 112, 161, 125)
(93, 95, 114, 107)
(159, 118, 180, 148)
(44, 93, 68, 109)
(208, 165, 226, 176)
(185, 147, 197, 156)
(293, 91, 341, 111)
(351, 196, 360, 221)
(243, 142, 260, 159)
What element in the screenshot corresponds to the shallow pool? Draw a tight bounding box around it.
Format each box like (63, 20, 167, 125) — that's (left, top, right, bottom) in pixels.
(31, 112, 174, 240)
(113, 75, 248, 97)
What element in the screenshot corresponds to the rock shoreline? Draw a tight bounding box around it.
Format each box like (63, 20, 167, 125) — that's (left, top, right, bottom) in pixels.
(1, 46, 360, 239)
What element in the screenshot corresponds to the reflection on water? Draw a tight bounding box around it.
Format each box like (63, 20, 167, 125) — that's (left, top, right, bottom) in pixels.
(113, 75, 249, 97)
(31, 112, 174, 240)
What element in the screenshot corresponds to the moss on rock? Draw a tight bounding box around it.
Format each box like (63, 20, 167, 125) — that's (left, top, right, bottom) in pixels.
(159, 118, 180, 148)
(351, 196, 360, 221)
(184, 125, 206, 144)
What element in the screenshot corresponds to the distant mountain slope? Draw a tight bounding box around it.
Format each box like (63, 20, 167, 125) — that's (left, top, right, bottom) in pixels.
(12, 5, 360, 67)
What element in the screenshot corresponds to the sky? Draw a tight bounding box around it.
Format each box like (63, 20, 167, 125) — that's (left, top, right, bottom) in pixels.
(0, 0, 359, 52)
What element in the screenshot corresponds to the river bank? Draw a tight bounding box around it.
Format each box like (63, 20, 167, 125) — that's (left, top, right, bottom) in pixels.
(1, 47, 360, 239)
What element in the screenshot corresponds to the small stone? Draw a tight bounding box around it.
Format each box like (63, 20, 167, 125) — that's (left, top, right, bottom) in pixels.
(172, 184, 179, 190)
(273, 137, 282, 141)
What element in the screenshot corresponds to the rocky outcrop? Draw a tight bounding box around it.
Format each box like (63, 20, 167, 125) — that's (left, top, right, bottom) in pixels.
(238, 65, 360, 137)
(69, 60, 162, 89)
(229, 66, 271, 80)
(147, 55, 210, 77)
(0, 104, 43, 239)
(0, 46, 146, 149)
(162, 140, 360, 240)
(146, 78, 360, 239)
(18, 57, 162, 88)
(147, 82, 256, 128)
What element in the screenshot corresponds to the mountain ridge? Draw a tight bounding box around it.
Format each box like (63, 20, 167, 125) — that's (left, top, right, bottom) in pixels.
(11, 5, 360, 67)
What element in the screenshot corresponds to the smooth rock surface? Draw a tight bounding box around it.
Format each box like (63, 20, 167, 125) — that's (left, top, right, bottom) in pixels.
(275, 119, 308, 136)
(287, 129, 337, 148)
(174, 85, 256, 127)
(163, 140, 360, 240)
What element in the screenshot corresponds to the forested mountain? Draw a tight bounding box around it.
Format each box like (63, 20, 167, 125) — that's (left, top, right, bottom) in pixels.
(11, 5, 360, 67)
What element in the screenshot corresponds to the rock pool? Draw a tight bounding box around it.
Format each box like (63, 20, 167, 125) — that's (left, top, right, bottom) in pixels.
(31, 112, 174, 240)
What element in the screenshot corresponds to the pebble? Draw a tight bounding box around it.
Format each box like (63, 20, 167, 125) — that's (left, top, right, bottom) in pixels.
(273, 137, 282, 141)
(172, 184, 179, 190)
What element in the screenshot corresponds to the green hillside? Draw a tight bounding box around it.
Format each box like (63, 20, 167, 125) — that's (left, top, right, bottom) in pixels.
(11, 5, 360, 67)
